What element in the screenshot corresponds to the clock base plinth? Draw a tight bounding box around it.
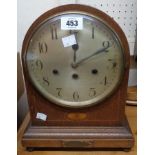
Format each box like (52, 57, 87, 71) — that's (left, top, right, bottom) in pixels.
(22, 117, 134, 149)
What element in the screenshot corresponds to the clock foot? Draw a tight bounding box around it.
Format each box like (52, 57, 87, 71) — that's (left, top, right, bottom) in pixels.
(26, 147, 34, 152)
(124, 148, 131, 152)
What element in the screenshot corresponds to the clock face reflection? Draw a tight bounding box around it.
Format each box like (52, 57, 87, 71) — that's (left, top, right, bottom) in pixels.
(26, 13, 125, 108)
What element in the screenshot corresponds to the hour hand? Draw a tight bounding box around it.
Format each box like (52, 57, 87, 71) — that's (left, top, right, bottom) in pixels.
(70, 31, 79, 63)
(72, 44, 79, 63)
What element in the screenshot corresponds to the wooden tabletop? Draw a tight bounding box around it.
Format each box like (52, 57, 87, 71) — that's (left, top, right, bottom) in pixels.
(17, 105, 137, 155)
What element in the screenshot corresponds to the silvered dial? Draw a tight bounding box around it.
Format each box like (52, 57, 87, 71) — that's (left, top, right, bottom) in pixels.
(26, 13, 125, 108)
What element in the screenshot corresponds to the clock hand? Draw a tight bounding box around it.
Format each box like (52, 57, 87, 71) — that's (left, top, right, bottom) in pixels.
(70, 31, 79, 63)
(71, 43, 110, 68)
(72, 44, 79, 63)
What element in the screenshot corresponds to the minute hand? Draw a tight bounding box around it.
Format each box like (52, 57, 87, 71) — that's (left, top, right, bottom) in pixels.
(72, 44, 110, 68)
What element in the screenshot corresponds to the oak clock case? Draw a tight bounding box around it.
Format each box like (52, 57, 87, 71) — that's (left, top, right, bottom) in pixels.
(22, 4, 134, 149)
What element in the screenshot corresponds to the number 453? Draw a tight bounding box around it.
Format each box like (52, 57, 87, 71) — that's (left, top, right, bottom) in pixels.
(66, 20, 78, 26)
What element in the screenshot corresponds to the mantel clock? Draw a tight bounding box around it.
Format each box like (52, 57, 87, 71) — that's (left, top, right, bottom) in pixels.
(21, 4, 134, 150)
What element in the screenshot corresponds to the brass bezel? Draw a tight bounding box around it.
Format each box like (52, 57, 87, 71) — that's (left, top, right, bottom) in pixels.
(22, 6, 128, 108)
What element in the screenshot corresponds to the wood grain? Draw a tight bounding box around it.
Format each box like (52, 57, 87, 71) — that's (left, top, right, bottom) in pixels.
(127, 87, 137, 101)
(17, 105, 137, 154)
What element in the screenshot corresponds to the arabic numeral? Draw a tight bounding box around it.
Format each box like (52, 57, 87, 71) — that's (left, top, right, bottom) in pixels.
(66, 20, 78, 26)
(89, 88, 96, 97)
(56, 88, 62, 97)
(50, 25, 58, 40)
(36, 60, 43, 70)
(103, 41, 110, 48)
(73, 91, 79, 101)
(43, 77, 50, 86)
(39, 42, 48, 53)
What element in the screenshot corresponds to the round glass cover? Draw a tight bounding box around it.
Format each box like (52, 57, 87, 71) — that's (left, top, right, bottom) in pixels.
(26, 13, 125, 108)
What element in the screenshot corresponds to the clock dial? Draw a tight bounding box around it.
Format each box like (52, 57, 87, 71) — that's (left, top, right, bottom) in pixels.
(26, 14, 125, 108)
